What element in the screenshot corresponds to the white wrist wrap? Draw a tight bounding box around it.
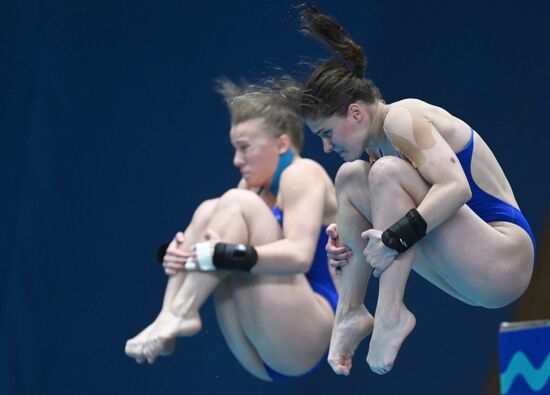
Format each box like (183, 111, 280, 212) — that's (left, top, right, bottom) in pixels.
(185, 241, 216, 271)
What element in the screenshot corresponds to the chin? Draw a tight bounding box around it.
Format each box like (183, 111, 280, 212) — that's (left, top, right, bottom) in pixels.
(244, 176, 260, 188)
(340, 152, 360, 162)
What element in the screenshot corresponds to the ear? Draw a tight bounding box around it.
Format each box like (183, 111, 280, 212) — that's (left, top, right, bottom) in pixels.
(347, 103, 365, 123)
(277, 134, 291, 155)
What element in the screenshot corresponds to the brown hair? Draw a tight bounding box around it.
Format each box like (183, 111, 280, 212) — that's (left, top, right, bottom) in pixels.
(299, 4, 381, 119)
(216, 78, 304, 151)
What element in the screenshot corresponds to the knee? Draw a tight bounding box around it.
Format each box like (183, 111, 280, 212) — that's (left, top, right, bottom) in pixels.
(335, 160, 370, 191)
(368, 156, 409, 191)
(192, 198, 220, 228)
(218, 189, 262, 215)
(218, 189, 247, 207)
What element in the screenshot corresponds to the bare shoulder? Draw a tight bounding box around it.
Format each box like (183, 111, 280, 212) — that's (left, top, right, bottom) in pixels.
(390, 98, 449, 114)
(387, 99, 471, 150)
(384, 105, 414, 133)
(284, 158, 327, 178)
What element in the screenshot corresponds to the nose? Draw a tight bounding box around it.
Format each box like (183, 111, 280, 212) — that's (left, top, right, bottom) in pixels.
(233, 151, 244, 167)
(321, 137, 334, 153)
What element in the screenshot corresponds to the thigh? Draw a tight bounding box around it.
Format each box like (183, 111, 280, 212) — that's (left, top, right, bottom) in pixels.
(417, 207, 534, 307)
(229, 272, 334, 376)
(391, 162, 534, 307)
(213, 278, 271, 381)
(216, 190, 333, 376)
(412, 250, 478, 305)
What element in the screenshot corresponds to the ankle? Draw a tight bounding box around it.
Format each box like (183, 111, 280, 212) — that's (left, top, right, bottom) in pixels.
(337, 303, 368, 317)
(170, 301, 199, 319)
(375, 304, 411, 326)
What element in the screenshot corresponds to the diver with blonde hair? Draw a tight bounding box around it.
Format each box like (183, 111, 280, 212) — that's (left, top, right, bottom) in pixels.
(125, 79, 339, 381)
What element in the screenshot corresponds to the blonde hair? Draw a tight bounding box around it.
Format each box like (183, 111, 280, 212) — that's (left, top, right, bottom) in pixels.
(216, 78, 304, 151)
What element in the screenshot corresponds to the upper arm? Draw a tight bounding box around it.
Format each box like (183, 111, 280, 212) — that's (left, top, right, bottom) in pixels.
(278, 162, 326, 256)
(383, 106, 469, 190)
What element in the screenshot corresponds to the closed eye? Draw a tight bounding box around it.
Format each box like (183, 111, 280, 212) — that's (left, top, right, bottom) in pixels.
(233, 143, 249, 153)
(318, 129, 333, 138)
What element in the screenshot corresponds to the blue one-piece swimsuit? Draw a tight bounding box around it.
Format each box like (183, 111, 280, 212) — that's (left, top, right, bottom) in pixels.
(456, 129, 536, 249)
(262, 205, 338, 382)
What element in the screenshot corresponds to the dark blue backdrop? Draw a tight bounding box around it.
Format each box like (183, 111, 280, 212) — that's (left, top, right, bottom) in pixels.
(1, 1, 549, 394)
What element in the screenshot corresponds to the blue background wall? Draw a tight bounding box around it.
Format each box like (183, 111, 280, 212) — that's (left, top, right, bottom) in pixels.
(1, 1, 548, 394)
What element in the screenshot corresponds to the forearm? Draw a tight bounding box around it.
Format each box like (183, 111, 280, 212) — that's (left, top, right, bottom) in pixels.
(416, 181, 470, 234)
(251, 238, 315, 275)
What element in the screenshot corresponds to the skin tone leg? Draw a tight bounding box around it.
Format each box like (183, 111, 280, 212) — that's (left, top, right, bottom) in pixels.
(365, 159, 418, 374)
(125, 199, 219, 363)
(226, 270, 333, 376)
(326, 161, 375, 376)
(213, 278, 271, 381)
(335, 156, 533, 374)
(375, 157, 534, 308)
(143, 189, 334, 375)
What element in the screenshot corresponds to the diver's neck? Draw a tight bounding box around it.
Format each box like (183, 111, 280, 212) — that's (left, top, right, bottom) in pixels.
(367, 101, 389, 148)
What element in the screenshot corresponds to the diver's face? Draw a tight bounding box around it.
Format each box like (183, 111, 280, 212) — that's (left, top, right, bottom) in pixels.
(230, 118, 280, 187)
(307, 112, 367, 161)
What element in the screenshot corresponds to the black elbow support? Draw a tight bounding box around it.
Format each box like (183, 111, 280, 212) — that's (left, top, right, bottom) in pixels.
(213, 243, 258, 271)
(381, 209, 427, 253)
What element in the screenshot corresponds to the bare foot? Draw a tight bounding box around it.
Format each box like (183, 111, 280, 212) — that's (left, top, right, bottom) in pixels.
(366, 306, 416, 374)
(125, 320, 159, 364)
(141, 310, 202, 364)
(327, 304, 374, 376)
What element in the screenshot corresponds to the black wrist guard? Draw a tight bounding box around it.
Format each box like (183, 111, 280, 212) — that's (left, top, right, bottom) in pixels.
(213, 243, 258, 271)
(381, 209, 427, 253)
(156, 242, 169, 264)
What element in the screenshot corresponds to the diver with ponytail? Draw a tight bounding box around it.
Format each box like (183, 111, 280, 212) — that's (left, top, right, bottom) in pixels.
(298, 4, 535, 376)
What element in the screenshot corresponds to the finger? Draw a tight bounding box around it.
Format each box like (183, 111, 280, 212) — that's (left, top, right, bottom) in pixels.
(164, 268, 177, 276)
(165, 248, 187, 257)
(166, 249, 196, 259)
(162, 256, 187, 264)
(162, 263, 185, 270)
(326, 247, 351, 260)
(328, 250, 352, 260)
(175, 232, 185, 244)
(361, 229, 375, 240)
(327, 244, 348, 254)
(327, 224, 338, 240)
(327, 253, 349, 262)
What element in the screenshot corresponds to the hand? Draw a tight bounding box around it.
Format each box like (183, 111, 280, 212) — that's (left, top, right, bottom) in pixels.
(325, 223, 352, 273)
(361, 229, 398, 278)
(162, 232, 194, 276)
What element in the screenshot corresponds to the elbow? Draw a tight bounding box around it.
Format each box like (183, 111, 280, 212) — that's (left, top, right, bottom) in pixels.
(458, 182, 472, 205)
(447, 178, 471, 206)
(294, 251, 314, 274)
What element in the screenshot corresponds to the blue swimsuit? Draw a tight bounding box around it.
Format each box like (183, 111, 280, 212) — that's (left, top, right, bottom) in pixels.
(456, 129, 535, 248)
(262, 205, 338, 382)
